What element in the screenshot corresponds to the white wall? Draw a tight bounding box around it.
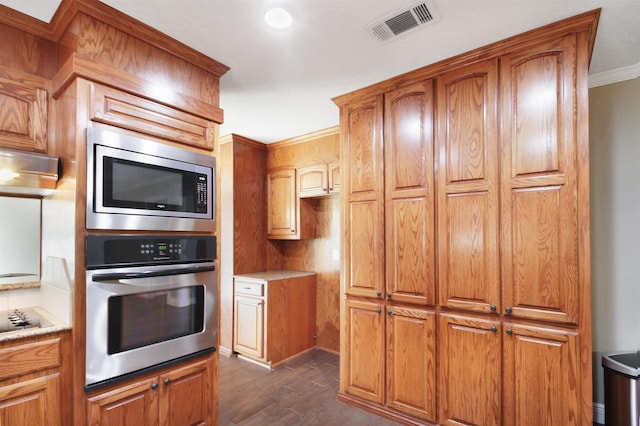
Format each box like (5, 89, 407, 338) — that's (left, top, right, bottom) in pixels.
(589, 77, 640, 406)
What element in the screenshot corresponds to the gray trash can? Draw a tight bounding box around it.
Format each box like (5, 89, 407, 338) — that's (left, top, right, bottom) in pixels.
(603, 352, 640, 426)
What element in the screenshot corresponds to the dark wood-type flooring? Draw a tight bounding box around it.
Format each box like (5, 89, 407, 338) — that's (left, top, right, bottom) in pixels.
(218, 349, 400, 425)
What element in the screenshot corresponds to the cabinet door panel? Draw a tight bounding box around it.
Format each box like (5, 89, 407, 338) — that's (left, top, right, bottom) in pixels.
(267, 168, 297, 238)
(0, 374, 60, 426)
(386, 307, 436, 421)
(159, 359, 211, 426)
(346, 200, 384, 298)
(437, 60, 500, 314)
(503, 323, 579, 426)
(501, 35, 579, 324)
(385, 81, 436, 306)
(233, 296, 264, 359)
(344, 298, 384, 403)
(342, 96, 383, 196)
(87, 377, 159, 426)
(439, 314, 501, 426)
(298, 164, 328, 197)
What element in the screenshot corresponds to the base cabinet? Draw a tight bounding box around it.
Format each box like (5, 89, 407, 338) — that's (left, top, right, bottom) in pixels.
(342, 299, 436, 422)
(0, 336, 66, 426)
(233, 272, 316, 367)
(0, 374, 61, 426)
(87, 356, 213, 426)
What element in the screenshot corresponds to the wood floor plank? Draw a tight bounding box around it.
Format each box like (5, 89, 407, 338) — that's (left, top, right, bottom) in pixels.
(218, 349, 400, 425)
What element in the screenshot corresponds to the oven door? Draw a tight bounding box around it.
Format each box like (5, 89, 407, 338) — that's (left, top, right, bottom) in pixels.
(85, 262, 217, 389)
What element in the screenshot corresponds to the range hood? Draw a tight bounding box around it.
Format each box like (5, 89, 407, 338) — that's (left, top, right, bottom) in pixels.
(0, 148, 59, 196)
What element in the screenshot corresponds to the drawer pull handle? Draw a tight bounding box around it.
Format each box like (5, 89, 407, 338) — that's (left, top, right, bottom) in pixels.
(164, 379, 171, 386)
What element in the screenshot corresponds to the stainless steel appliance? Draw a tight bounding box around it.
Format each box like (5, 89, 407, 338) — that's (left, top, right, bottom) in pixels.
(85, 234, 217, 390)
(0, 147, 59, 196)
(86, 127, 215, 232)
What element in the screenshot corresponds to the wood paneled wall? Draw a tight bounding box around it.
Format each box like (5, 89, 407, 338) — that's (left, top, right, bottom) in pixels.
(219, 134, 267, 355)
(267, 127, 340, 352)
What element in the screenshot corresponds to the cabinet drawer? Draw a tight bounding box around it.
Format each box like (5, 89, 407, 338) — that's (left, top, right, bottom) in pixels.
(0, 338, 61, 380)
(235, 281, 264, 297)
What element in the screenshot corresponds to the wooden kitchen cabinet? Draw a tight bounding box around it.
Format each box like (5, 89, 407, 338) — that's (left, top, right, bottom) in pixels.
(343, 299, 437, 421)
(267, 167, 316, 239)
(297, 161, 340, 197)
(0, 335, 68, 426)
(336, 11, 597, 425)
(0, 67, 49, 153)
(89, 83, 217, 151)
(87, 356, 213, 426)
(499, 34, 581, 325)
(439, 313, 501, 425)
(233, 272, 316, 367)
(436, 59, 501, 315)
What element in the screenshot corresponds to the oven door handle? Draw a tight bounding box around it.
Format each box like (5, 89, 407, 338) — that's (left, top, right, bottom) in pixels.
(90, 264, 216, 282)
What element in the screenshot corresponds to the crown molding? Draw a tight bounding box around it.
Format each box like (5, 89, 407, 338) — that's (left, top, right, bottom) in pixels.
(589, 63, 640, 88)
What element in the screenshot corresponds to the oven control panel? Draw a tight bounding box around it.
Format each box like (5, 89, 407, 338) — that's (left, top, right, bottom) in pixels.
(85, 235, 216, 268)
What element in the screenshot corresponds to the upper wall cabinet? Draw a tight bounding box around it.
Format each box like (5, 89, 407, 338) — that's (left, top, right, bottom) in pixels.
(267, 167, 315, 240)
(297, 161, 340, 197)
(0, 67, 49, 153)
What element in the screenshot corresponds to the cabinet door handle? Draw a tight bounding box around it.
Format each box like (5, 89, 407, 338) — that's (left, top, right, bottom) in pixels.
(151, 383, 158, 390)
(386, 293, 392, 299)
(387, 310, 392, 316)
(490, 305, 497, 312)
(505, 307, 513, 314)
(376, 307, 382, 314)
(490, 326, 498, 333)
(506, 329, 513, 335)
(376, 291, 382, 297)
(164, 378, 171, 386)
(290, 229, 295, 233)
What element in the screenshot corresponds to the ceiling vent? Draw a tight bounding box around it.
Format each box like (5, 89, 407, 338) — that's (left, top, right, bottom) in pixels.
(368, 1, 440, 42)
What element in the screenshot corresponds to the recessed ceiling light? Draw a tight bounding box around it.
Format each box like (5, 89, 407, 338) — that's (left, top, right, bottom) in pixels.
(265, 7, 292, 29)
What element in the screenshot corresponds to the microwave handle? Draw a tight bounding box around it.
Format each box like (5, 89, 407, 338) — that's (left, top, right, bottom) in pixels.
(91, 264, 216, 282)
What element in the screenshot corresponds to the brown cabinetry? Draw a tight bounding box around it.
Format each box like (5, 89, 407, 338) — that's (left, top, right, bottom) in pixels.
(336, 11, 597, 425)
(297, 161, 340, 197)
(267, 168, 316, 239)
(87, 356, 213, 426)
(340, 80, 437, 422)
(233, 272, 316, 367)
(0, 67, 49, 153)
(89, 83, 217, 151)
(0, 336, 65, 426)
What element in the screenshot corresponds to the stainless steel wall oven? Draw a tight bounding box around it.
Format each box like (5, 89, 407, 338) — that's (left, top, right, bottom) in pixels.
(85, 234, 217, 390)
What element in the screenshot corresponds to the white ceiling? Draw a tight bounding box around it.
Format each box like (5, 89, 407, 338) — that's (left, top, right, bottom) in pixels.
(2, 0, 639, 143)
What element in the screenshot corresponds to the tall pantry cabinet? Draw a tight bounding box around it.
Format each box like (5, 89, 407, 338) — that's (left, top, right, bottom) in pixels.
(334, 10, 599, 426)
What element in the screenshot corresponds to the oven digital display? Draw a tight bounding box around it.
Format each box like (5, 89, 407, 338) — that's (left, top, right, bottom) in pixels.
(107, 285, 205, 355)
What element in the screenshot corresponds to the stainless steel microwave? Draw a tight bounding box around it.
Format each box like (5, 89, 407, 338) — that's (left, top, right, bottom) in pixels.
(86, 127, 215, 232)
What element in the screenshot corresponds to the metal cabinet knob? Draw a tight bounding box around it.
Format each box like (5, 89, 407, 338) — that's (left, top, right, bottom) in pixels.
(376, 307, 382, 314)
(505, 307, 512, 314)
(490, 326, 498, 333)
(490, 305, 497, 312)
(376, 291, 382, 297)
(386, 293, 392, 299)
(151, 383, 158, 390)
(506, 329, 513, 335)
(387, 310, 392, 316)
(164, 378, 171, 386)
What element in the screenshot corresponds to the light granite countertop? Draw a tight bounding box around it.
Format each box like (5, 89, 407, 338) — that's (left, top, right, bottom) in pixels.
(234, 270, 317, 281)
(0, 306, 71, 343)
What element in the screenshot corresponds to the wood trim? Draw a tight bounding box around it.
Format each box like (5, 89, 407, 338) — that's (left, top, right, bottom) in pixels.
(50, 0, 229, 77)
(332, 8, 601, 107)
(0, 4, 53, 40)
(51, 54, 224, 123)
(219, 133, 267, 150)
(267, 126, 340, 150)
